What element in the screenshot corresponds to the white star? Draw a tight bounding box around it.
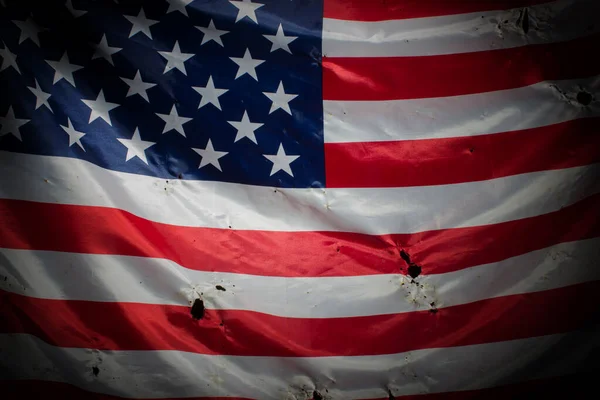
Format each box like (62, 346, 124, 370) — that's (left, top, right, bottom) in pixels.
(60, 118, 86, 151)
(229, 0, 264, 24)
(124, 8, 158, 39)
(262, 81, 298, 115)
(28, 79, 52, 111)
(156, 104, 192, 137)
(65, 0, 87, 18)
(230, 49, 264, 80)
(193, 76, 228, 110)
(92, 34, 122, 66)
(166, 0, 193, 17)
(117, 128, 156, 164)
(12, 18, 43, 47)
(263, 24, 297, 53)
(263, 144, 299, 177)
(192, 139, 228, 171)
(196, 19, 228, 47)
(158, 41, 194, 75)
(0, 107, 29, 141)
(227, 111, 263, 144)
(46, 52, 83, 86)
(0, 42, 20, 74)
(120, 70, 156, 102)
(81, 89, 119, 126)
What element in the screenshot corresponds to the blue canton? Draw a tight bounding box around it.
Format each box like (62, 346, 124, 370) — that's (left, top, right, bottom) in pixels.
(0, 0, 324, 188)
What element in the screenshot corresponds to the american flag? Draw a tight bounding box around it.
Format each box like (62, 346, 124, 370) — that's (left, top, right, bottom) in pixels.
(1, 0, 600, 398)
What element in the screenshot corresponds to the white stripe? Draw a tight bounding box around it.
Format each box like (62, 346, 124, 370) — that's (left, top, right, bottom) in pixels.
(324, 76, 600, 143)
(1, 331, 596, 399)
(1, 152, 599, 234)
(1, 239, 599, 318)
(323, 0, 599, 57)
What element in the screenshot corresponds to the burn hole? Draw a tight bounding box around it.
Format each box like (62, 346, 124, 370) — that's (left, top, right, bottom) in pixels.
(313, 391, 323, 400)
(399, 249, 411, 264)
(215, 285, 226, 291)
(577, 91, 593, 106)
(408, 264, 422, 279)
(400, 249, 422, 278)
(429, 302, 439, 314)
(518, 8, 529, 34)
(191, 298, 205, 320)
(388, 389, 396, 400)
(92, 366, 99, 377)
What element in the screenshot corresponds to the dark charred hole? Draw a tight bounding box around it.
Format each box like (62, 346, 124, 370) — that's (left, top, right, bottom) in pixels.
(336, 247, 340, 253)
(191, 298, 205, 320)
(3, 276, 6, 281)
(92, 366, 99, 377)
(429, 302, 438, 314)
(469, 148, 474, 153)
(577, 91, 593, 106)
(400, 248, 422, 277)
(388, 389, 396, 400)
(522, 9, 530, 34)
(215, 285, 226, 291)
(313, 391, 323, 400)
(517, 8, 529, 34)
(399, 249, 411, 264)
(408, 264, 422, 279)
(178, 173, 183, 179)
(228, 225, 232, 229)
(219, 322, 224, 327)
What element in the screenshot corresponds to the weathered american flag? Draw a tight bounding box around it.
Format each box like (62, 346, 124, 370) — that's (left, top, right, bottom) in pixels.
(1, 0, 600, 398)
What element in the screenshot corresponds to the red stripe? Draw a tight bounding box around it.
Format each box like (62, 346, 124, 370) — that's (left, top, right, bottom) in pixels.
(2, 283, 599, 356)
(0, 194, 599, 277)
(322, 34, 600, 101)
(1, 375, 596, 400)
(325, 118, 600, 188)
(323, 0, 551, 21)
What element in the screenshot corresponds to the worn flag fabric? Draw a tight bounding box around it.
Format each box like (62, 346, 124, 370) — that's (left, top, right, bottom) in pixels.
(1, 0, 600, 398)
